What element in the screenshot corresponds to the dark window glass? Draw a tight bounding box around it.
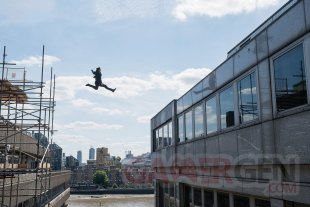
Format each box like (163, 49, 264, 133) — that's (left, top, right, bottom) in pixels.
(220, 87, 235, 129)
(255, 199, 270, 207)
(206, 96, 218, 133)
(178, 115, 184, 143)
(168, 122, 173, 145)
(234, 195, 249, 207)
(194, 104, 204, 138)
(194, 188, 202, 206)
(185, 110, 193, 141)
(163, 124, 168, 147)
(204, 190, 214, 207)
(170, 183, 175, 197)
(274, 44, 307, 111)
(217, 192, 229, 207)
(158, 128, 163, 149)
(184, 185, 192, 206)
(285, 201, 310, 207)
(164, 183, 169, 194)
(238, 73, 258, 123)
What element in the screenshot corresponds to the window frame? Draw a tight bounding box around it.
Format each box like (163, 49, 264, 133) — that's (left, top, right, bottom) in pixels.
(205, 95, 219, 135)
(270, 39, 309, 117)
(193, 101, 205, 139)
(236, 68, 260, 125)
(184, 109, 194, 141)
(219, 84, 236, 130)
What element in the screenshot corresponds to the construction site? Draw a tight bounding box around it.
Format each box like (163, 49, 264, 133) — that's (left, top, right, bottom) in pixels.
(0, 46, 71, 207)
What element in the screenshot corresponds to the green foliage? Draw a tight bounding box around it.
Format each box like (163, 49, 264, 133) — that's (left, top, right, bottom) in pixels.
(93, 170, 109, 187)
(112, 183, 118, 189)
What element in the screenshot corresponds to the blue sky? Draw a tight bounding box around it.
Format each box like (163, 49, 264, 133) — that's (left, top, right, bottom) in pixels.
(0, 0, 287, 162)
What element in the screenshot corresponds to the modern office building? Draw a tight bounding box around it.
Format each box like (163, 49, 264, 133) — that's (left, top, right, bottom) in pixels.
(151, 1, 310, 207)
(89, 146, 95, 160)
(77, 150, 82, 164)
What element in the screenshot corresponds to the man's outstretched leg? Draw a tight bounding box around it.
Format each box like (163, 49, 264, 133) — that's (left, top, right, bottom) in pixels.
(86, 83, 99, 90)
(100, 83, 116, 92)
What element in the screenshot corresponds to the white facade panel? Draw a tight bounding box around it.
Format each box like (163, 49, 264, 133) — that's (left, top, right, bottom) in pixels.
(192, 81, 203, 104)
(274, 111, 310, 164)
(256, 31, 269, 62)
(258, 60, 273, 121)
(267, 2, 306, 54)
(234, 40, 257, 76)
(215, 57, 234, 87)
(218, 131, 238, 161)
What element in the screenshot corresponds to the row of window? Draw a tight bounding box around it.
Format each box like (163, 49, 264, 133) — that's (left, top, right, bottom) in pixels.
(160, 182, 271, 207)
(177, 71, 258, 143)
(160, 182, 310, 207)
(154, 42, 308, 149)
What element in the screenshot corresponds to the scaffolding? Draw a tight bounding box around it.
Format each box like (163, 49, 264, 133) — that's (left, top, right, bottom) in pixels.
(0, 46, 57, 206)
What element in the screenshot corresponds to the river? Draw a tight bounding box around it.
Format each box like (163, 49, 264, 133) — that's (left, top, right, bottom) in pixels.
(67, 194, 154, 207)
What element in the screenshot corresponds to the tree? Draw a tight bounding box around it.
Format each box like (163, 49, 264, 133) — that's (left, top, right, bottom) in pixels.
(93, 170, 109, 187)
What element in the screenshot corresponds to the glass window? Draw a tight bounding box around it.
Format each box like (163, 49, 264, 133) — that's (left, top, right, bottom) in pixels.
(168, 122, 173, 145)
(274, 44, 307, 111)
(255, 199, 270, 207)
(178, 115, 184, 143)
(194, 104, 204, 138)
(163, 124, 168, 147)
(238, 72, 258, 123)
(185, 110, 193, 141)
(204, 190, 214, 207)
(206, 96, 218, 134)
(158, 128, 163, 148)
(194, 188, 202, 206)
(234, 195, 249, 207)
(220, 86, 235, 129)
(169, 183, 175, 197)
(217, 192, 230, 207)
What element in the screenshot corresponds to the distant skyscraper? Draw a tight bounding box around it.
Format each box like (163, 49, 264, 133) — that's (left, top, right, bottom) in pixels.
(89, 146, 95, 160)
(77, 150, 82, 164)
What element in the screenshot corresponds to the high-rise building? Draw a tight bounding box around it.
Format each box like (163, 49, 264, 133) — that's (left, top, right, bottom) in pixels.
(96, 147, 110, 167)
(89, 146, 95, 160)
(77, 150, 82, 164)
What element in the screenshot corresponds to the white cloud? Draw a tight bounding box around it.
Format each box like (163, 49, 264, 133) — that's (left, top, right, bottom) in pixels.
(12, 55, 61, 67)
(92, 107, 125, 116)
(93, 0, 174, 23)
(137, 114, 156, 124)
(71, 99, 94, 108)
(63, 121, 123, 130)
(173, 0, 280, 21)
(53, 67, 211, 101)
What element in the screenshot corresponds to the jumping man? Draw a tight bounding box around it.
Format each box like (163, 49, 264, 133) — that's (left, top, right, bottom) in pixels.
(86, 67, 116, 92)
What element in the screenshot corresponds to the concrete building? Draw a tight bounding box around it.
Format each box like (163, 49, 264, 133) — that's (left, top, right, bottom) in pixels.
(77, 150, 82, 165)
(89, 146, 95, 160)
(96, 147, 110, 168)
(151, 1, 310, 206)
(66, 155, 79, 170)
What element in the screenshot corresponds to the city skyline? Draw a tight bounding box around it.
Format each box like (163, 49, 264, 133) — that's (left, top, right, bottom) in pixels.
(0, 0, 287, 161)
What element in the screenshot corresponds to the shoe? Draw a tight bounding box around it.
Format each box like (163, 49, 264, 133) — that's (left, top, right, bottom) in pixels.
(86, 84, 90, 87)
(112, 88, 116, 92)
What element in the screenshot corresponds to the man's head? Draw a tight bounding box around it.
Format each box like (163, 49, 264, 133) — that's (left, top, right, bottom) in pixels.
(96, 67, 101, 72)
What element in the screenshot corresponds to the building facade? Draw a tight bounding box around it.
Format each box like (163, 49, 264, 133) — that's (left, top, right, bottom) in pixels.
(89, 146, 95, 160)
(96, 147, 110, 167)
(77, 150, 82, 165)
(151, 1, 310, 207)
(50, 143, 63, 171)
